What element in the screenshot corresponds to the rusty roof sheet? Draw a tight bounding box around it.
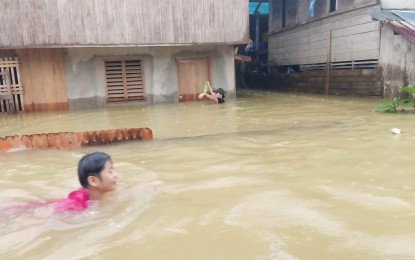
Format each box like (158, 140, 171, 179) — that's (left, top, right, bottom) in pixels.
(370, 9, 415, 45)
(385, 21, 415, 44)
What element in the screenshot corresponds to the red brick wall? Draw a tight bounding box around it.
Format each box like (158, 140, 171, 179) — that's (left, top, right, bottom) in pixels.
(0, 128, 152, 152)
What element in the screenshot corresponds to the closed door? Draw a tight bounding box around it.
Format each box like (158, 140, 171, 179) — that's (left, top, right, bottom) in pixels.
(176, 57, 210, 102)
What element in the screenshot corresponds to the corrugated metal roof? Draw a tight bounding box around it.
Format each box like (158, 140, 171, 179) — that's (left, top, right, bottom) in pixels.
(392, 11, 415, 27)
(371, 9, 415, 45)
(369, 9, 403, 22)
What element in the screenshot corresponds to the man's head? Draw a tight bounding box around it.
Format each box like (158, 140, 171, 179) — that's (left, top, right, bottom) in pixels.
(78, 152, 117, 192)
(214, 88, 226, 103)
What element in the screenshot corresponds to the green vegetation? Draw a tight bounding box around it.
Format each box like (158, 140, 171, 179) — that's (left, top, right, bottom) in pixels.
(373, 85, 415, 113)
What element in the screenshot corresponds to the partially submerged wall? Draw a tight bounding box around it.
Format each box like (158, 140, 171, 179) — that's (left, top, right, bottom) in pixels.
(265, 69, 382, 96)
(380, 25, 415, 98)
(0, 128, 152, 152)
(63, 45, 236, 109)
(267, 0, 383, 97)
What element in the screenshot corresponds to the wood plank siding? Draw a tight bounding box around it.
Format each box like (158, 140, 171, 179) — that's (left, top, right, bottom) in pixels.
(0, 0, 249, 47)
(267, 0, 384, 96)
(268, 1, 381, 66)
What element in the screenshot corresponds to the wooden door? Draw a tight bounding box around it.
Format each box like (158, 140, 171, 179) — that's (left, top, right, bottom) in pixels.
(16, 49, 68, 112)
(176, 57, 210, 102)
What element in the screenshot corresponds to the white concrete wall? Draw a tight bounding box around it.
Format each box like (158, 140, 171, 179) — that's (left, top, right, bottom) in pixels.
(63, 45, 236, 109)
(380, 25, 415, 98)
(381, 0, 415, 9)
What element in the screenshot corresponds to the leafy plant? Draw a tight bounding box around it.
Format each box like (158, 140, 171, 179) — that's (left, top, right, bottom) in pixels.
(373, 85, 415, 113)
(372, 98, 401, 113)
(400, 85, 415, 96)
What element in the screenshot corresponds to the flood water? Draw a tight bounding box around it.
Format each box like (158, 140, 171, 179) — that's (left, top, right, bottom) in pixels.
(1, 90, 415, 259)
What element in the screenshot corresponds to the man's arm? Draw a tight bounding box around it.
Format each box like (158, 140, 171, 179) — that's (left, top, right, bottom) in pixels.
(198, 92, 218, 103)
(207, 81, 215, 95)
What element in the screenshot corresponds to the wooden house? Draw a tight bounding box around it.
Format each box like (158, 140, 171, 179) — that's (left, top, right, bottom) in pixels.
(268, 0, 415, 98)
(0, 0, 249, 113)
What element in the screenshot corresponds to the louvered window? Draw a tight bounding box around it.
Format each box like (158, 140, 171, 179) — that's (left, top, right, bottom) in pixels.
(105, 59, 145, 103)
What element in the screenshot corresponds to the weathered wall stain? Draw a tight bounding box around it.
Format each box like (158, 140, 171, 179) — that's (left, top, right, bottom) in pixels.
(380, 24, 415, 99)
(0, 128, 153, 152)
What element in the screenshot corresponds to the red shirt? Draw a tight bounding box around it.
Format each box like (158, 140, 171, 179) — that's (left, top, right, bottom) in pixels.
(54, 188, 90, 212)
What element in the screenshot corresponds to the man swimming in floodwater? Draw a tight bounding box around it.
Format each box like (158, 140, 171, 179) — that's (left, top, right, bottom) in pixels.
(1, 152, 117, 214)
(2, 151, 166, 215)
(54, 152, 117, 212)
(198, 81, 225, 104)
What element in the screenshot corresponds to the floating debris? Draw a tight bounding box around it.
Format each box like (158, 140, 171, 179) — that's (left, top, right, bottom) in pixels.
(390, 128, 401, 134)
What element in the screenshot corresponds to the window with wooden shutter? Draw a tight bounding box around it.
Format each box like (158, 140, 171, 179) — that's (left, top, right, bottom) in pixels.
(105, 59, 145, 103)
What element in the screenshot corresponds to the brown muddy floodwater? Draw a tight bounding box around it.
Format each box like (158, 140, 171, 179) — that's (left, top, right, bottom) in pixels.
(1, 90, 415, 259)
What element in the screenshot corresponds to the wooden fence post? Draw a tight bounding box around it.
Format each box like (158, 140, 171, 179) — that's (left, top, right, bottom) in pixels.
(325, 30, 332, 96)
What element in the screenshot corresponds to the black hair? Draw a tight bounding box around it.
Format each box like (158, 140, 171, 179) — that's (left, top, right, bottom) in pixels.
(214, 88, 225, 103)
(78, 152, 111, 188)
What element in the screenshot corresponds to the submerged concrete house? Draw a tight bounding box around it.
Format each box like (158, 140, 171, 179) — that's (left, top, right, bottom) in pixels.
(268, 0, 415, 98)
(0, 0, 249, 113)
